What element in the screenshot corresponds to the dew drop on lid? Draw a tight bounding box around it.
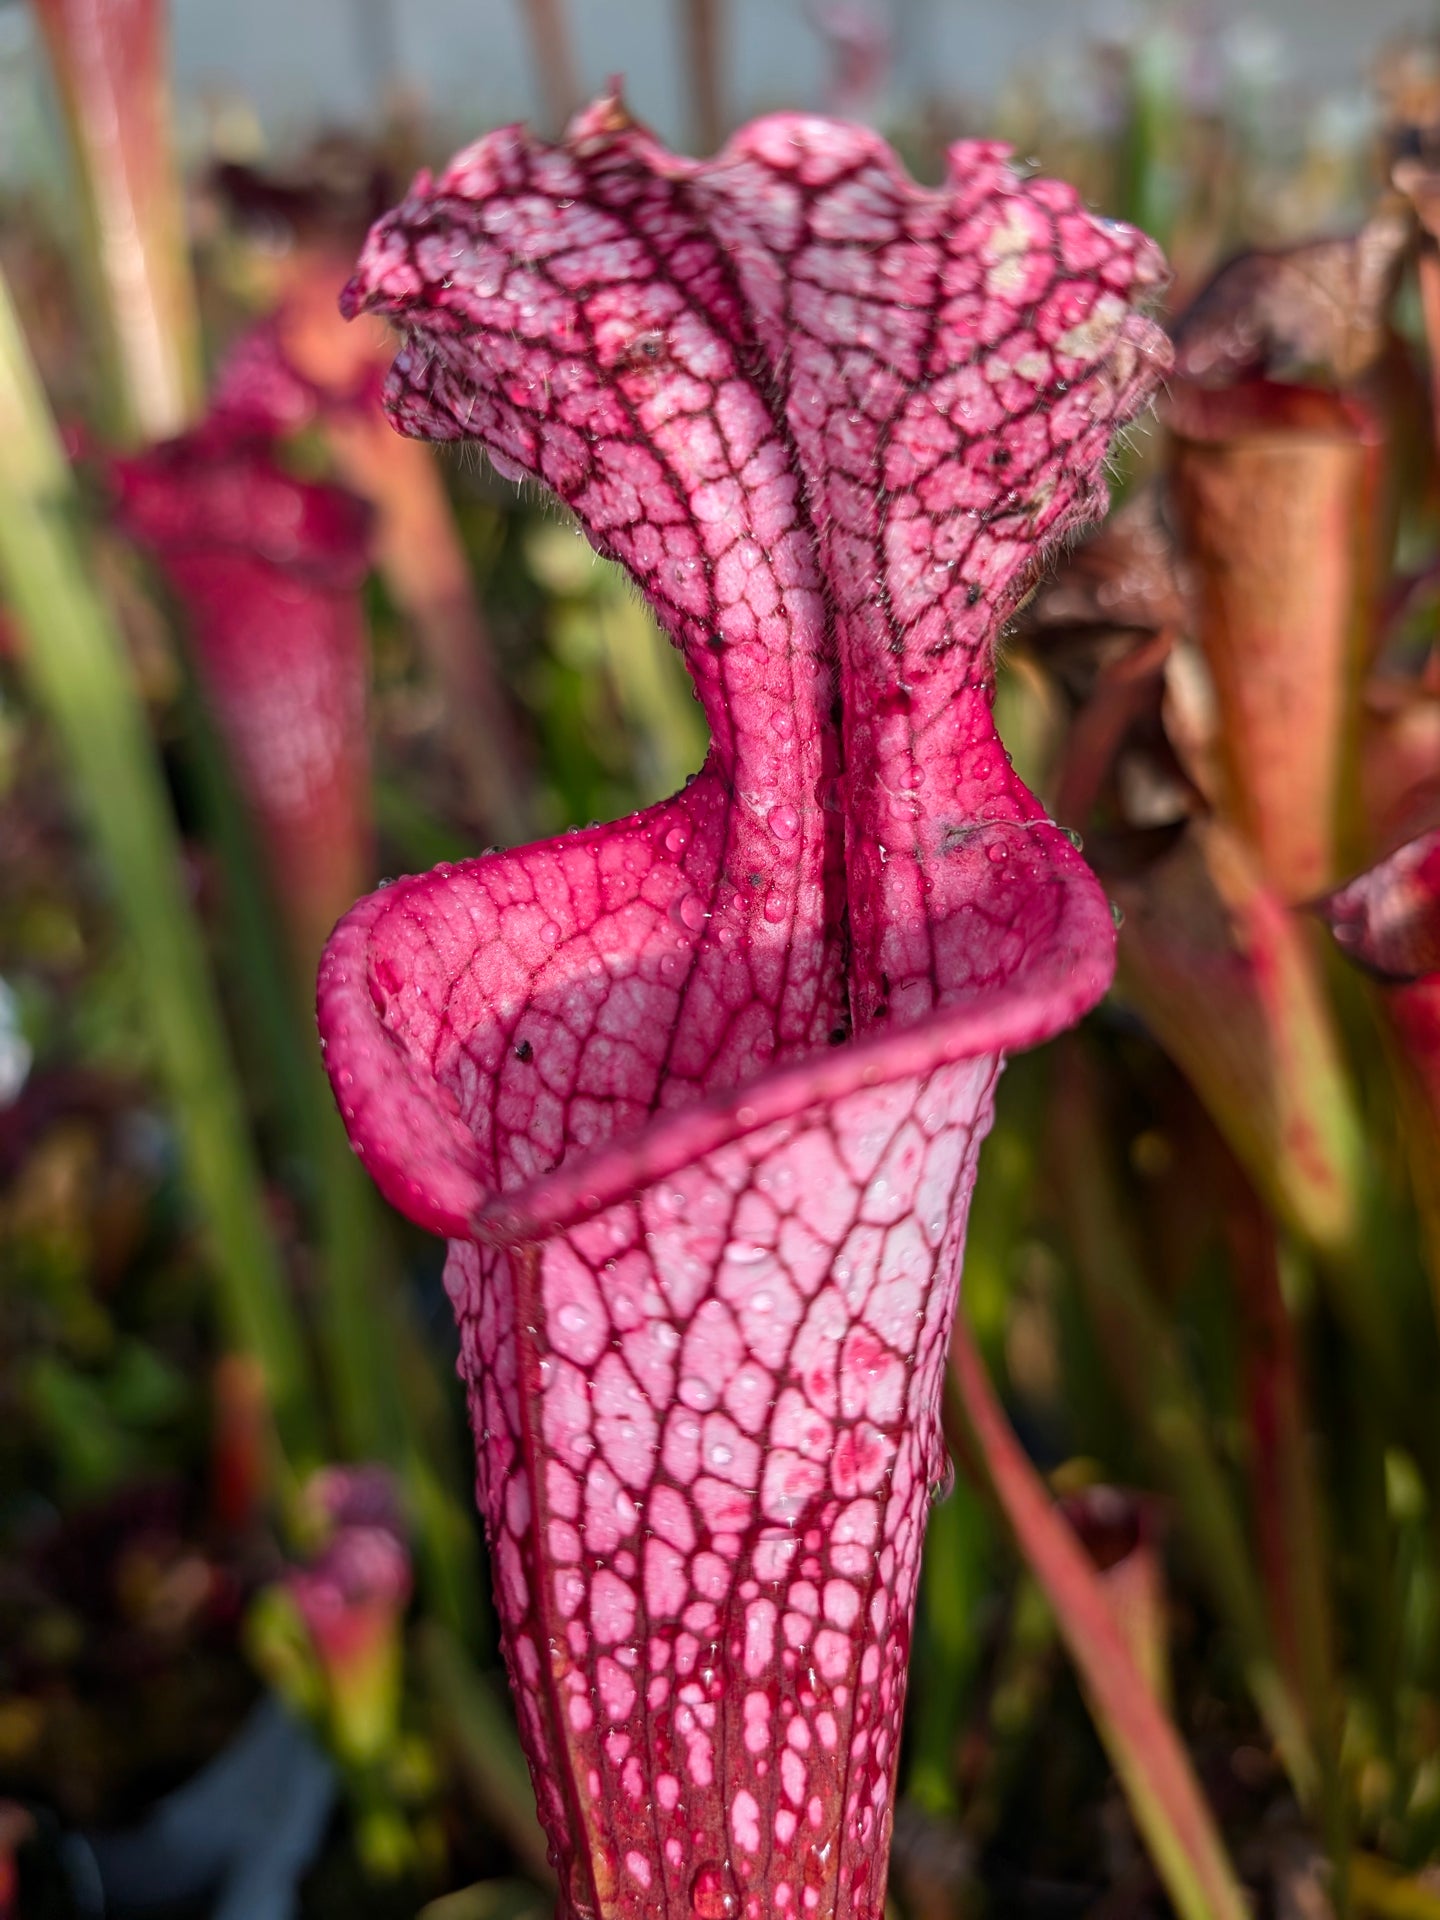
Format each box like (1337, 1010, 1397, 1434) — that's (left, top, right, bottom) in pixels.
(665, 825, 689, 855)
(540, 920, 561, 945)
(671, 892, 707, 932)
(768, 805, 800, 842)
(986, 842, 1007, 864)
(691, 1862, 738, 1919)
(929, 1447, 957, 1507)
(1110, 898, 1126, 929)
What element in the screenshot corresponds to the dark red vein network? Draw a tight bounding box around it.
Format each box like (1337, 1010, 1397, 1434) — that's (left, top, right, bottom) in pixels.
(319, 96, 1169, 1920)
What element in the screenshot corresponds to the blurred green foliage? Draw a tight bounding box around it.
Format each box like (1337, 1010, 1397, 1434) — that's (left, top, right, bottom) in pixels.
(2, 6, 1440, 1918)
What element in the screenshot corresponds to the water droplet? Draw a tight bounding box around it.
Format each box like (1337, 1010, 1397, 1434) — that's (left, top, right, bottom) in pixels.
(1061, 825, 1084, 850)
(665, 825, 690, 855)
(929, 1448, 957, 1507)
(709, 1440, 734, 1469)
(729, 1243, 767, 1266)
(986, 842, 1007, 865)
(671, 892, 707, 932)
(540, 920, 561, 946)
(1110, 899, 1126, 929)
(691, 1862, 738, 1918)
(767, 805, 800, 842)
(763, 892, 787, 924)
(771, 711, 795, 739)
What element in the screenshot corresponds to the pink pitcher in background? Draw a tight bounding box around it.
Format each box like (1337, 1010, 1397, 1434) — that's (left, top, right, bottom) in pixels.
(115, 424, 374, 976)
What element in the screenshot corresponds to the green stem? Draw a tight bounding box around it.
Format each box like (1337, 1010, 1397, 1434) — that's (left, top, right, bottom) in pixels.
(905, 1475, 993, 1814)
(313, 1112, 490, 1650)
(0, 269, 316, 1466)
(1115, 26, 1182, 248)
(595, 589, 708, 806)
(1232, 1207, 1348, 1901)
(1051, 1040, 1319, 1805)
(177, 633, 486, 1635)
(174, 628, 408, 1471)
(30, 0, 203, 442)
(951, 1317, 1251, 1920)
(160, 512, 488, 1650)
(419, 1623, 554, 1887)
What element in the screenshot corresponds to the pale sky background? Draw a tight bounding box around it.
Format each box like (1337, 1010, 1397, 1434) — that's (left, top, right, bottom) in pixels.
(172, 0, 1439, 141)
(1, 0, 1436, 172)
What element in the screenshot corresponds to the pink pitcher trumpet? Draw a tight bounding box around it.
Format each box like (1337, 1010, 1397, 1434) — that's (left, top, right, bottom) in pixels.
(114, 423, 374, 975)
(318, 97, 1167, 1919)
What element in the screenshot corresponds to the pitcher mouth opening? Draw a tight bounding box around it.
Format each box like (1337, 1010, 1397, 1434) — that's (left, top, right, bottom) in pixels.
(321, 805, 1114, 1249)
